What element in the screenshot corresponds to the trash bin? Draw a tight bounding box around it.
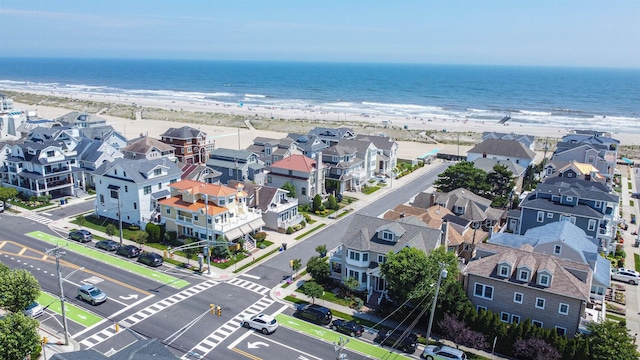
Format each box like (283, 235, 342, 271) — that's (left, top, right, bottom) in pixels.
(59, 199, 64, 205)
(282, 243, 287, 251)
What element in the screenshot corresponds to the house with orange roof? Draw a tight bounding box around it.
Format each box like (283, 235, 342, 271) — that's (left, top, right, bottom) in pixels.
(266, 154, 324, 205)
(158, 179, 264, 246)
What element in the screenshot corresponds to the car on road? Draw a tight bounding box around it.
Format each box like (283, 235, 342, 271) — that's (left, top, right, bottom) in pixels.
(330, 319, 364, 337)
(632, 193, 640, 199)
(611, 268, 640, 285)
(116, 245, 141, 258)
(294, 304, 333, 325)
(242, 313, 278, 334)
(137, 252, 164, 267)
(23, 301, 44, 318)
(374, 329, 419, 354)
(77, 285, 107, 305)
(421, 345, 468, 360)
(95, 239, 119, 251)
(69, 230, 92, 243)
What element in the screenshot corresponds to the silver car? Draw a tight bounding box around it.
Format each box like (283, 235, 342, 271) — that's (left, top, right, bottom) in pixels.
(611, 268, 640, 285)
(77, 285, 107, 305)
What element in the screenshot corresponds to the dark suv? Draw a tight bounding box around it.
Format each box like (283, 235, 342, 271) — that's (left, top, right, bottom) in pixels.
(374, 329, 419, 354)
(137, 252, 163, 267)
(116, 245, 141, 258)
(294, 304, 332, 325)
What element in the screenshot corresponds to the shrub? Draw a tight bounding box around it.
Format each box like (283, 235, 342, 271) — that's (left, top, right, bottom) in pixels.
(286, 226, 294, 234)
(145, 223, 161, 243)
(313, 194, 322, 211)
(254, 231, 267, 241)
(129, 225, 140, 231)
(259, 244, 266, 249)
(166, 230, 177, 242)
(300, 220, 306, 227)
(327, 194, 339, 210)
(303, 213, 311, 222)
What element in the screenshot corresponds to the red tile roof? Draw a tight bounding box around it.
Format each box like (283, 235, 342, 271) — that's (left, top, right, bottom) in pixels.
(270, 154, 316, 172)
(159, 196, 227, 215)
(169, 179, 239, 197)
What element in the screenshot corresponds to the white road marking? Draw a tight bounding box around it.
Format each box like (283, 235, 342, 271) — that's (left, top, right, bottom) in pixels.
(240, 273, 260, 280)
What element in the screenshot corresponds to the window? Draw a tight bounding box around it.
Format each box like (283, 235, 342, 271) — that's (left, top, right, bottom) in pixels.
(123, 171, 127, 177)
(125, 185, 128, 192)
(166, 208, 171, 214)
(229, 169, 233, 176)
(362, 253, 369, 262)
(511, 315, 521, 324)
(588, 219, 596, 231)
(535, 297, 546, 309)
(219, 198, 226, 205)
(266, 148, 272, 155)
(348, 251, 360, 261)
(513, 292, 523, 304)
(378, 255, 386, 264)
(194, 215, 199, 222)
(532, 320, 543, 328)
(348, 269, 359, 279)
(110, 190, 119, 199)
(99, 194, 104, 204)
(477, 305, 487, 313)
(518, 269, 530, 282)
(539, 274, 551, 286)
(554, 245, 561, 255)
(560, 215, 576, 224)
(361, 272, 367, 283)
(158, 183, 162, 189)
(144, 185, 152, 195)
(537, 211, 544, 222)
(301, 187, 306, 196)
(566, 196, 573, 202)
(558, 303, 569, 315)
(555, 327, 566, 336)
(382, 231, 394, 241)
(170, 179, 177, 184)
(133, 202, 137, 210)
(499, 265, 510, 277)
(595, 200, 602, 208)
(473, 283, 494, 300)
(46, 150, 55, 157)
(500, 312, 510, 323)
(547, 212, 553, 218)
(267, 176, 272, 184)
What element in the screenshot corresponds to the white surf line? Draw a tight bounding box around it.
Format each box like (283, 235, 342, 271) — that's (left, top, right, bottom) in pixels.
(239, 273, 260, 280)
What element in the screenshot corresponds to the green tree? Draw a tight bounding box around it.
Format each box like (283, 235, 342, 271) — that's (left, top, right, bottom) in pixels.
(486, 164, 515, 207)
(306, 256, 330, 283)
(281, 182, 297, 198)
(380, 247, 431, 302)
(132, 231, 149, 249)
(315, 244, 327, 257)
(434, 161, 489, 195)
(75, 214, 86, 228)
(291, 258, 302, 278)
(0, 268, 41, 313)
(586, 320, 638, 360)
(212, 235, 231, 259)
(313, 194, 323, 211)
(183, 238, 198, 265)
(105, 223, 117, 238)
(301, 281, 324, 304)
(0, 312, 40, 360)
(145, 223, 161, 243)
(327, 194, 339, 210)
(343, 276, 360, 298)
(0, 186, 18, 207)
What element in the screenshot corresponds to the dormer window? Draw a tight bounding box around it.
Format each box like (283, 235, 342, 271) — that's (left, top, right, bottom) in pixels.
(154, 168, 162, 176)
(266, 148, 272, 155)
(46, 150, 55, 157)
(538, 273, 551, 287)
(498, 265, 510, 278)
(518, 269, 530, 282)
(566, 196, 573, 202)
(554, 245, 561, 255)
(454, 206, 464, 214)
(382, 231, 393, 241)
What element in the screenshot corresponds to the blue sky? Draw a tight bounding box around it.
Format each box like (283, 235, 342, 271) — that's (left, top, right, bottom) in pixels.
(1, 0, 638, 68)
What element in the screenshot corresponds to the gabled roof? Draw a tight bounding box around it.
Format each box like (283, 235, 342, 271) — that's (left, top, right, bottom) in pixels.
(93, 157, 181, 183)
(467, 138, 536, 160)
(169, 179, 238, 197)
(533, 177, 618, 202)
(472, 158, 526, 176)
(228, 180, 280, 212)
(465, 243, 592, 301)
(122, 136, 174, 154)
(481, 131, 535, 144)
(161, 126, 206, 139)
(324, 144, 357, 156)
(55, 111, 107, 125)
(354, 133, 397, 151)
(158, 196, 227, 215)
(209, 148, 256, 161)
(270, 154, 316, 172)
(337, 138, 376, 153)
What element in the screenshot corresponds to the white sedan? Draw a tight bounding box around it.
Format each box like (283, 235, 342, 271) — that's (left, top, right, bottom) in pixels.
(242, 313, 278, 334)
(611, 268, 640, 285)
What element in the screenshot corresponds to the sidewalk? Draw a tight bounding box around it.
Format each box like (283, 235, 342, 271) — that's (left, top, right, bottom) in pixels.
(39, 323, 79, 360)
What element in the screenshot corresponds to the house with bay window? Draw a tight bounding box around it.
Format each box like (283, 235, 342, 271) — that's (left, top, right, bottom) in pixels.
(158, 180, 264, 244)
(330, 214, 442, 306)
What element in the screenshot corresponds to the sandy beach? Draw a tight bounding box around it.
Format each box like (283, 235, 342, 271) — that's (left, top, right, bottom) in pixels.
(9, 89, 639, 161)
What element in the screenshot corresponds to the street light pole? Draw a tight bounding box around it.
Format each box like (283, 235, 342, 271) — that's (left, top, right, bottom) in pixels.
(47, 246, 70, 346)
(117, 188, 123, 246)
(205, 194, 211, 275)
(426, 263, 448, 343)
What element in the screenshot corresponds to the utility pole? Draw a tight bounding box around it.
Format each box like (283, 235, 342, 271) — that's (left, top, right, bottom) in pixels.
(333, 336, 349, 360)
(117, 188, 123, 246)
(47, 246, 70, 346)
(426, 263, 448, 343)
(205, 193, 211, 275)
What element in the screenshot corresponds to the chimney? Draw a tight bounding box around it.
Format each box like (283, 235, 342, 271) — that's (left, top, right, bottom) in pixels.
(254, 186, 260, 208)
(429, 193, 436, 207)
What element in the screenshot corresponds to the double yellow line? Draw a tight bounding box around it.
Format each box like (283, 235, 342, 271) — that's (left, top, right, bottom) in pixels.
(230, 347, 262, 360)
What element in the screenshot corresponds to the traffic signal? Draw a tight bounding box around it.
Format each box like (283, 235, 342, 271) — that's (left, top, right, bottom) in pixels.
(210, 304, 215, 315)
(216, 305, 222, 316)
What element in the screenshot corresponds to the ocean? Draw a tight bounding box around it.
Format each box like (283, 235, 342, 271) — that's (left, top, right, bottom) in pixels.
(0, 58, 639, 132)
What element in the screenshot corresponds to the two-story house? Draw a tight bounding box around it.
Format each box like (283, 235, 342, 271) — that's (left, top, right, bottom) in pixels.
(1, 141, 76, 198)
(0, 93, 14, 111)
(73, 138, 123, 193)
(122, 136, 176, 162)
(246, 136, 301, 166)
(266, 154, 324, 205)
(93, 158, 182, 227)
(228, 180, 303, 231)
(517, 177, 619, 254)
(552, 142, 617, 184)
(337, 138, 379, 180)
(308, 127, 356, 147)
(467, 138, 537, 170)
(160, 126, 215, 164)
(288, 133, 328, 159)
(464, 242, 593, 337)
(482, 132, 536, 151)
(206, 148, 265, 185)
(330, 214, 442, 305)
(488, 221, 611, 316)
(354, 134, 398, 175)
(543, 160, 605, 184)
(158, 180, 264, 245)
(56, 111, 108, 128)
(322, 145, 365, 194)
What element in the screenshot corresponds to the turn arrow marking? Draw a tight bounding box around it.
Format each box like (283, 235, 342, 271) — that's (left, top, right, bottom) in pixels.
(119, 294, 139, 300)
(247, 341, 269, 349)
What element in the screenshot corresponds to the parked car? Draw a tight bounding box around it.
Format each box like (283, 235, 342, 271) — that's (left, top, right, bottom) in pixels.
(116, 245, 141, 258)
(242, 313, 278, 334)
(294, 304, 333, 325)
(95, 240, 119, 251)
(330, 319, 364, 337)
(23, 301, 44, 318)
(632, 193, 640, 199)
(421, 345, 468, 360)
(69, 230, 92, 243)
(374, 329, 419, 354)
(137, 252, 164, 267)
(611, 268, 640, 285)
(77, 285, 107, 305)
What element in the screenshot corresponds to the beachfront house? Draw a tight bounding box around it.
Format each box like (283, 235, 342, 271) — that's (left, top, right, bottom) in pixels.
(206, 148, 265, 185)
(543, 160, 605, 185)
(0, 109, 26, 141)
(158, 180, 264, 249)
(266, 154, 324, 205)
(467, 138, 537, 170)
(78, 125, 128, 149)
(308, 127, 356, 147)
(482, 132, 536, 151)
(354, 133, 398, 176)
(517, 177, 619, 254)
(93, 158, 181, 227)
(329, 214, 442, 306)
(337, 138, 379, 180)
(551, 132, 618, 184)
(1, 141, 76, 198)
(228, 180, 303, 231)
(160, 126, 215, 164)
(122, 136, 176, 162)
(56, 111, 108, 128)
(288, 133, 329, 159)
(246, 136, 301, 166)
(0, 93, 14, 112)
(322, 145, 366, 194)
(464, 242, 593, 337)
